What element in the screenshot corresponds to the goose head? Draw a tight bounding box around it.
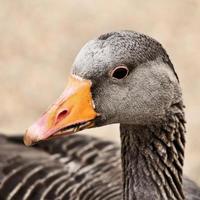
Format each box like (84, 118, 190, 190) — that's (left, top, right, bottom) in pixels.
(24, 31, 182, 146)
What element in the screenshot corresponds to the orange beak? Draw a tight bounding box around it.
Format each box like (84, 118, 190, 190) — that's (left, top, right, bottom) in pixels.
(24, 75, 99, 146)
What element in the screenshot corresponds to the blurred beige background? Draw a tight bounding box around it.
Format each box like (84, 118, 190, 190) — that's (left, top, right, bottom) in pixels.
(0, 0, 200, 183)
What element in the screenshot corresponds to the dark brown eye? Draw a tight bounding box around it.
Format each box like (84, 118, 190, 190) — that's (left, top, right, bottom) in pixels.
(110, 66, 129, 79)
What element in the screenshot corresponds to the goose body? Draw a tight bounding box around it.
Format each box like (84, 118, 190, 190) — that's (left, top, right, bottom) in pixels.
(0, 134, 200, 200)
(0, 31, 200, 199)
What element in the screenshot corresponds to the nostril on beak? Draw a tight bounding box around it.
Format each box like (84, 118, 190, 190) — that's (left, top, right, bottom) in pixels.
(55, 109, 69, 124)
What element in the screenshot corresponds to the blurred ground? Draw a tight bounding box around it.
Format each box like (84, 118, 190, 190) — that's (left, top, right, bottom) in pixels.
(0, 0, 200, 184)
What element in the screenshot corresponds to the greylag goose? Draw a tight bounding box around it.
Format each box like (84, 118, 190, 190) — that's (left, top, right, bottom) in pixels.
(0, 31, 200, 200)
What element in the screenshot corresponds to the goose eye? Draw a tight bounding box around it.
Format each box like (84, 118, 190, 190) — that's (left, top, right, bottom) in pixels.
(110, 66, 129, 79)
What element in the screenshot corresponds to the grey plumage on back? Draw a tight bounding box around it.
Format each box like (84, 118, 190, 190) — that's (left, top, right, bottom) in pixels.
(0, 135, 121, 200)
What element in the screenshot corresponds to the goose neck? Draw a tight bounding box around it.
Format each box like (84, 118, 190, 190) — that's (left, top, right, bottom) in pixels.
(120, 103, 186, 200)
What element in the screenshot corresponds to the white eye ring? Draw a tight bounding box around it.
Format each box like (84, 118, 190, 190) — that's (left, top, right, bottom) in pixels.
(110, 65, 129, 79)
